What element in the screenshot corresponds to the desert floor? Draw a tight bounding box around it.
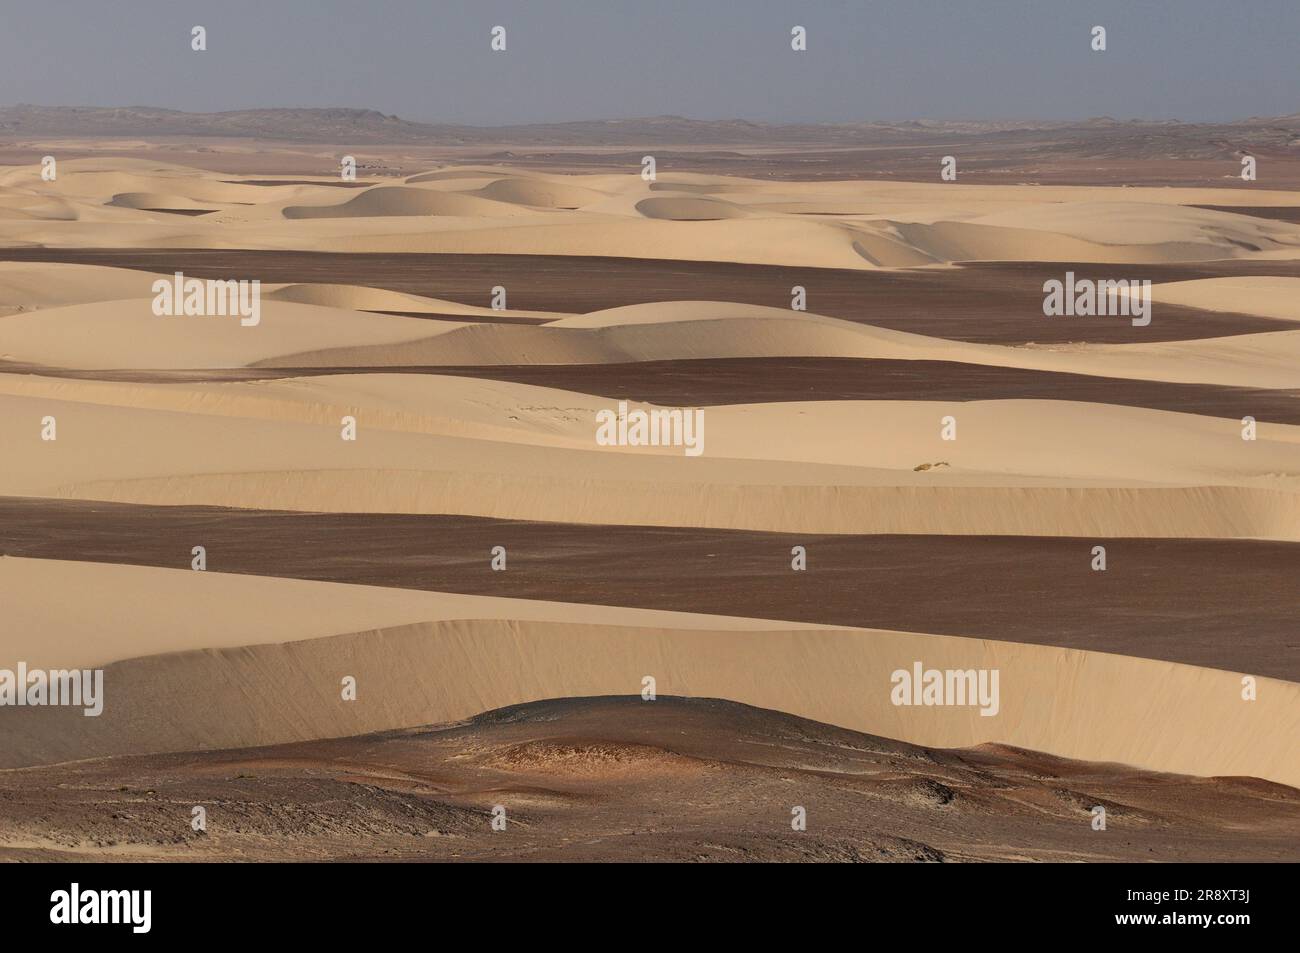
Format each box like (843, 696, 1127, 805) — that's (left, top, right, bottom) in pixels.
(1, 143, 1297, 861)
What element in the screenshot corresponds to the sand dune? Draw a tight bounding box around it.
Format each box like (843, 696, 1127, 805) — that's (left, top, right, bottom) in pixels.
(0, 193, 81, 222)
(263, 281, 564, 320)
(5, 159, 1300, 269)
(37, 470, 1300, 540)
(0, 556, 817, 670)
(0, 157, 271, 207)
(0, 261, 165, 314)
(267, 301, 1300, 390)
(9, 247, 1294, 345)
(2, 372, 1296, 484)
(0, 298, 435, 368)
(1126, 276, 1300, 321)
(291, 216, 908, 269)
(3, 150, 1297, 835)
(634, 194, 753, 220)
(2, 558, 1295, 788)
(309, 356, 1300, 425)
(284, 185, 535, 220)
(0, 260, 563, 322)
(7, 277, 1300, 389)
(106, 191, 219, 212)
(965, 201, 1300, 252)
(8, 498, 1295, 681)
(471, 176, 610, 209)
(1, 370, 1296, 538)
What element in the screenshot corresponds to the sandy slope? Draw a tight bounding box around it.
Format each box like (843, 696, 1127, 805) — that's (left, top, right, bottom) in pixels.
(271, 303, 1300, 390)
(3, 156, 1297, 812)
(1125, 276, 1300, 321)
(0, 298, 435, 368)
(1, 558, 1295, 788)
(8, 279, 1300, 389)
(4, 159, 1300, 268)
(263, 281, 563, 320)
(0, 556, 824, 670)
(0, 260, 561, 323)
(1, 372, 1296, 538)
(0, 261, 163, 315)
(2, 371, 1296, 483)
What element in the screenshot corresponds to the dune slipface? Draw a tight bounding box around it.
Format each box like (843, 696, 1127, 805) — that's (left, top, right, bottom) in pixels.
(2, 117, 1298, 869)
(3, 558, 1296, 790)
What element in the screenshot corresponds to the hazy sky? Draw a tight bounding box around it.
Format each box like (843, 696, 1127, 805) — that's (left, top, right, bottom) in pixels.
(2, 0, 1295, 125)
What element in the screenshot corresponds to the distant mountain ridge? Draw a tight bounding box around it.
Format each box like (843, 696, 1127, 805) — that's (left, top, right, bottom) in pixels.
(2, 104, 1298, 148)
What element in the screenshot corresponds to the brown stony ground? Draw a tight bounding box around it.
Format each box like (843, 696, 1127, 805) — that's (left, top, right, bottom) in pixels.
(3, 499, 1297, 681)
(2, 697, 1296, 863)
(6, 248, 1300, 344)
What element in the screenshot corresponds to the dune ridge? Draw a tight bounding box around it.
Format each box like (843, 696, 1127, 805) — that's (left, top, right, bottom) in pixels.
(7, 260, 1300, 390)
(3, 152, 1297, 818)
(2, 371, 1298, 537)
(5, 159, 1300, 268)
(1, 558, 1294, 788)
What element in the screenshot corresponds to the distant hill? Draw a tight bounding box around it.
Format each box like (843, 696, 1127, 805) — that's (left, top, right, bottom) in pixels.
(2, 104, 1298, 151)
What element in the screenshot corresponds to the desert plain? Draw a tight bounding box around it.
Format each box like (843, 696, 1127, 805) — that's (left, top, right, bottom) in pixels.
(0, 110, 1298, 861)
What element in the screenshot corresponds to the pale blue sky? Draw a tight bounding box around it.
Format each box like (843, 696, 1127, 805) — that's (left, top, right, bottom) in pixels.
(1, 0, 1295, 124)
